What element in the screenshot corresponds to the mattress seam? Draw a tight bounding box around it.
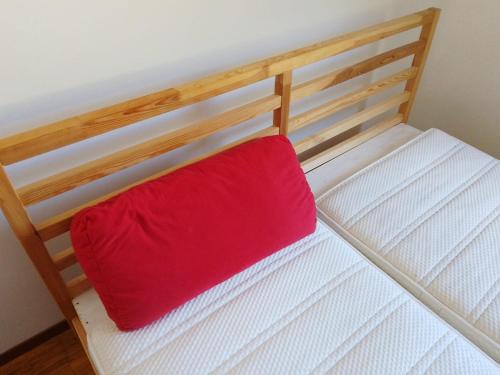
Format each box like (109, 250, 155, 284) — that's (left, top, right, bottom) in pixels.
(209, 261, 368, 374)
(413, 335, 457, 375)
(406, 331, 456, 375)
(421, 205, 500, 287)
(380, 160, 498, 255)
(344, 143, 466, 228)
(309, 294, 409, 374)
(469, 279, 500, 325)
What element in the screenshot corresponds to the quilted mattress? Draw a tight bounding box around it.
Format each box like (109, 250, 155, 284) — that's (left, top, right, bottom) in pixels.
(73, 221, 498, 374)
(317, 128, 500, 362)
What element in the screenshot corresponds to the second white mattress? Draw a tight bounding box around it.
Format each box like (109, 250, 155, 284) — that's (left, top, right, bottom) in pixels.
(317, 128, 500, 362)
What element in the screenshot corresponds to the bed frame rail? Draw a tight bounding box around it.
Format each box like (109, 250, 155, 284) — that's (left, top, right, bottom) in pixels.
(0, 8, 440, 328)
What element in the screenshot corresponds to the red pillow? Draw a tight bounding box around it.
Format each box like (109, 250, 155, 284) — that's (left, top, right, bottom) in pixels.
(71, 135, 316, 331)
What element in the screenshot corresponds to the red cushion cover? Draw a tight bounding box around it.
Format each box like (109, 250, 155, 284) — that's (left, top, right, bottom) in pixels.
(71, 135, 316, 331)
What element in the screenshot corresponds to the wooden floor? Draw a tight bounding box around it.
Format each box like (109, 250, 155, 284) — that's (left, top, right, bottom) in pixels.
(1, 330, 94, 375)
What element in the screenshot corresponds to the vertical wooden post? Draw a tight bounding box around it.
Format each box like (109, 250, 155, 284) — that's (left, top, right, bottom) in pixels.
(0, 164, 76, 320)
(399, 7, 441, 122)
(273, 71, 293, 135)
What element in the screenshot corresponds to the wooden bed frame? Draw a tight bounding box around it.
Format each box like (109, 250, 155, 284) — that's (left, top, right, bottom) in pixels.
(0, 7, 439, 369)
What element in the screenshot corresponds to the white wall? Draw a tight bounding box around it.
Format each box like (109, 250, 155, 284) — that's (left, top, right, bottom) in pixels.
(384, 0, 500, 158)
(0, 0, 395, 353)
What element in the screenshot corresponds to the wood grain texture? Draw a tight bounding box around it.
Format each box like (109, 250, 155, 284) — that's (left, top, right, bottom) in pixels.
(0, 321, 69, 366)
(18, 95, 281, 206)
(1, 328, 94, 375)
(399, 8, 441, 121)
(293, 91, 410, 154)
(273, 71, 293, 135)
(35, 126, 279, 241)
(289, 67, 417, 132)
(67, 275, 91, 299)
(17, 39, 424, 208)
(301, 113, 404, 172)
(52, 247, 77, 271)
(0, 165, 76, 320)
(0, 9, 433, 165)
(290, 40, 423, 102)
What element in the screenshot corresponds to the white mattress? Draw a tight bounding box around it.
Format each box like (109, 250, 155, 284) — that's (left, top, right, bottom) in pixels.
(317, 128, 500, 362)
(73, 221, 498, 374)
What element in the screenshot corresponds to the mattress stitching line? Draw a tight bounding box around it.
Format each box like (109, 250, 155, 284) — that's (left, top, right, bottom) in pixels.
(316, 129, 440, 204)
(115, 230, 333, 374)
(208, 261, 368, 374)
(419, 342, 457, 375)
(380, 160, 498, 256)
(420, 340, 457, 375)
(420, 205, 500, 287)
(469, 279, 500, 325)
(420, 339, 466, 375)
(344, 143, 466, 228)
(309, 294, 408, 375)
(405, 331, 456, 375)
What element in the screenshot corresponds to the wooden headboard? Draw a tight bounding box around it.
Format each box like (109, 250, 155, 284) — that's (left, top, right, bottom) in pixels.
(0, 8, 440, 325)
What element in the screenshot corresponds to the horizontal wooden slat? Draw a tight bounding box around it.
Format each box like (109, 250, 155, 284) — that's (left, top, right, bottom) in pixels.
(289, 67, 417, 132)
(301, 113, 404, 172)
(293, 91, 410, 154)
(18, 65, 420, 207)
(291, 40, 423, 102)
(0, 9, 434, 165)
(52, 247, 77, 271)
(67, 274, 91, 298)
(35, 126, 279, 241)
(18, 95, 280, 206)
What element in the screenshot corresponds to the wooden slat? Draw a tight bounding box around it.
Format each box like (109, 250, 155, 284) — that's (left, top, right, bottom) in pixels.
(291, 40, 424, 102)
(400, 8, 441, 121)
(293, 91, 410, 154)
(301, 113, 404, 172)
(35, 126, 279, 241)
(18, 43, 423, 207)
(0, 165, 76, 320)
(53, 247, 77, 271)
(273, 71, 293, 135)
(18, 95, 280, 206)
(67, 274, 91, 298)
(18, 41, 424, 205)
(0, 9, 434, 165)
(289, 67, 417, 132)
